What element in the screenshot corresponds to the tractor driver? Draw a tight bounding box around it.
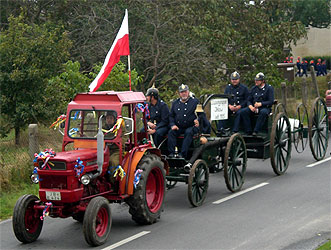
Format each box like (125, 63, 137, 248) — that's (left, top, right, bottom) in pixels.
(236, 72, 274, 136)
(167, 84, 199, 159)
(103, 111, 126, 167)
(145, 87, 170, 147)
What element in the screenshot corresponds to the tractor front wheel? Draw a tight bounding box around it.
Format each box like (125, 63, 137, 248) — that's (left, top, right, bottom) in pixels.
(83, 197, 112, 246)
(127, 154, 166, 225)
(13, 194, 43, 243)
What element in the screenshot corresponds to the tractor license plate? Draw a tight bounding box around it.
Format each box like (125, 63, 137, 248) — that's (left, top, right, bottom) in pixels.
(46, 191, 61, 201)
(327, 106, 331, 112)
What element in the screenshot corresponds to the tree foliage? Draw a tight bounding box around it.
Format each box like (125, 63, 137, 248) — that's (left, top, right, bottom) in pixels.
(46, 61, 143, 116)
(0, 14, 72, 144)
(292, 0, 330, 29)
(0, 0, 319, 141)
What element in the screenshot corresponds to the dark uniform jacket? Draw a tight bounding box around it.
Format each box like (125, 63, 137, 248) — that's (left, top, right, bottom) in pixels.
(247, 84, 274, 108)
(169, 97, 199, 129)
(224, 83, 249, 107)
(148, 100, 170, 129)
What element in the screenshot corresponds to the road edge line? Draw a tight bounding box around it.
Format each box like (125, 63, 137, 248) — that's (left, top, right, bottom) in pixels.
(306, 156, 331, 168)
(213, 182, 269, 205)
(102, 231, 151, 250)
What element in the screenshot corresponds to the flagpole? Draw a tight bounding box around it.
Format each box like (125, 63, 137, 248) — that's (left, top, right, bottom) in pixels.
(128, 54, 131, 91)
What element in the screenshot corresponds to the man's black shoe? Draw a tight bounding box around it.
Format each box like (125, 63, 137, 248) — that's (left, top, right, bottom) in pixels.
(168, 153, 175, 158)
(177, 153, 184, 159)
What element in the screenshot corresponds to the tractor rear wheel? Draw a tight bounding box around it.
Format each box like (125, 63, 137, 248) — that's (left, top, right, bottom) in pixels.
(83, 197, 112, 246)
(127, 154, 166, 225)
(13, 194, 43, 243)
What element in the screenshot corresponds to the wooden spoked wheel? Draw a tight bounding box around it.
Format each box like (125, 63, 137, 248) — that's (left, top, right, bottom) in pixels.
(308, 97, 329, 161)
(293, 103, 308, 153)
(270, 113, 292, 175)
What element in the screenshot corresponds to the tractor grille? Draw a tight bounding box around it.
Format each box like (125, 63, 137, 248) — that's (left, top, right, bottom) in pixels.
(38, 161, 66, 170)
(39, 175, 67, 189)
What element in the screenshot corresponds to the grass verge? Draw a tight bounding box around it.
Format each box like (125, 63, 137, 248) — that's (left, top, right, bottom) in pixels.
(316, 240, 331, 250)
(0, 183, 39, 220)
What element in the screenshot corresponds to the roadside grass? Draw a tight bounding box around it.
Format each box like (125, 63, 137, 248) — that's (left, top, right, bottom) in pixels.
(0, 126, 63, 220)
(0, 183, 39, 220)
(316, 240, 331, 250)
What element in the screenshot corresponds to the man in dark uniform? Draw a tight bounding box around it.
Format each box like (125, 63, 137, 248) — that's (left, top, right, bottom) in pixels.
(295, 56, 301, 77)
(145, 87, 170, 147)
(301, 59, 308, 77)
(218, 71, 249, 133)
(316, 58, 322, 76)
(321, 60, 327, 75)
(236, 72, 274, 135)
(168, 84, 199, 159)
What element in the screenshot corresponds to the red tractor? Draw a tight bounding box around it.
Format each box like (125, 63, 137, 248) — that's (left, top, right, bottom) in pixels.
(12, 91, 167, 246)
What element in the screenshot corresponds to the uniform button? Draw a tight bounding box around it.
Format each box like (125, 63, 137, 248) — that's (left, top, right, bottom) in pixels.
(184, 108, 187, 110)
(178, 108, 180, 110)
(184, 114, 186, 117)
(185, 103, 187, 105)
(237, 92, 239, 94)
(156, 111, 158, 113)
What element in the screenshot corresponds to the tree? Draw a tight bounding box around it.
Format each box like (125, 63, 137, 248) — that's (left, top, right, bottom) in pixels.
(292, 0, 330, 29)
(46, 60, 143, 117)
(0, 14, 72, 144)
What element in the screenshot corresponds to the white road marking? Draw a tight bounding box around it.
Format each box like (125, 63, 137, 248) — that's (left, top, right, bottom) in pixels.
(213, 182, 269, 204)
(102, 231, 151, 250)
(306, 156, 331, 168)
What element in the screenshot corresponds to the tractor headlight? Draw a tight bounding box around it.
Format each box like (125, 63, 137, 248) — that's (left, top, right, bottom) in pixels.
(31, 173, 39, 184)
(80, 174, 91, 185)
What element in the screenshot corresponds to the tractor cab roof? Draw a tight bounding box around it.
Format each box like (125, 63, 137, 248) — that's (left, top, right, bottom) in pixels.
(70, 91, 146, 105)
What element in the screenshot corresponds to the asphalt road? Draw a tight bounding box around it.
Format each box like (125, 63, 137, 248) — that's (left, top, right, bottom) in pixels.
(1, 140, 330, 250)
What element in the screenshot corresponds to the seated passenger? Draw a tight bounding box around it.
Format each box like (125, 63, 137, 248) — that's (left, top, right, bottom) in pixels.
(196, 104, 211, 134)
(168, 84, 199, 159)
(235, 72, 274, 135)
(217, 71, 249, 133)
(145, 87, 170, 147)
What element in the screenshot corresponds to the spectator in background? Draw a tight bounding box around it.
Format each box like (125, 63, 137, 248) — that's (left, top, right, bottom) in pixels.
(289, 56, 293, 63)
(309, 59, 315, 71)
(301, 59, 308, 77)
(316, 58, 322, 76)
(322, 60, 327, 76)
(295, 56, 301, 77)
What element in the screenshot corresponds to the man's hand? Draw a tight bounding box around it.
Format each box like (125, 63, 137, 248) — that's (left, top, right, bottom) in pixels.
(229, 105, 236, 112)
(249, 105, 256, 113)
(147, 121, 156, 129)
(171, 125, 179, 130)
(194, 119, 199, 127)
(231, 105, 241, 112)
(254, 102, 262, 108)
(147, 128, 156, 135)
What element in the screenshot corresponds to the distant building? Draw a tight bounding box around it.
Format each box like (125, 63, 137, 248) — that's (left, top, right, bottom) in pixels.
(291, 27, 331, 58)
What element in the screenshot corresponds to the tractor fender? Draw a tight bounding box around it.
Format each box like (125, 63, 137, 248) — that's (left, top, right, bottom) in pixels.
(119, 146, 168, 195)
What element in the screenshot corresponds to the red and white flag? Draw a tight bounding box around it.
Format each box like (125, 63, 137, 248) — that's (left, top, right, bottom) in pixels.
(89, 9, 130, 92)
